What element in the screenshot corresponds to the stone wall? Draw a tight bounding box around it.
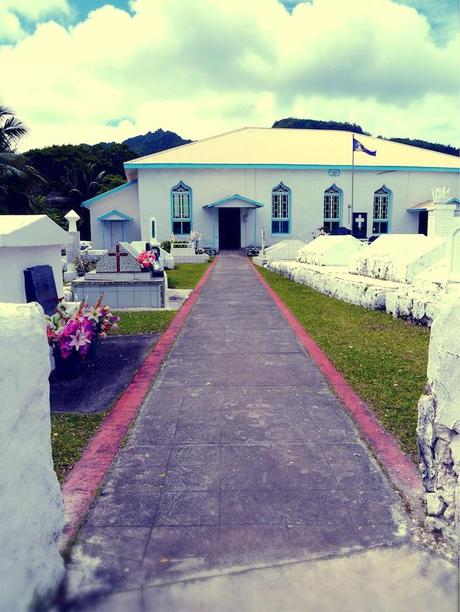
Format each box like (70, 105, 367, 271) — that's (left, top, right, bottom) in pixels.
(0, 303, 64, 612)
(417, 288, 460, 545)
(264, 260, 442, 324)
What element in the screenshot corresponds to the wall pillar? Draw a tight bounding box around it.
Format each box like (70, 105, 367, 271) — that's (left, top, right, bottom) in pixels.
(0, 303, 64, 611)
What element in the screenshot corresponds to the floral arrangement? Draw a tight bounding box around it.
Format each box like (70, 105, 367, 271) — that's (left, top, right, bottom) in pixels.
(46, 296, 119, 359)
(137, 250, 158, 270)
(190, 230, 201, 243)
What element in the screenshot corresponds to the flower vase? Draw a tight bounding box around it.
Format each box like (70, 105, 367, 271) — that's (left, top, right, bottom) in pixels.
(53, 349, 82, 380)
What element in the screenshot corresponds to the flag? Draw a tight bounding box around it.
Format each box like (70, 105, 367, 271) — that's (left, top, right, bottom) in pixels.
(353, 136, 376, 157)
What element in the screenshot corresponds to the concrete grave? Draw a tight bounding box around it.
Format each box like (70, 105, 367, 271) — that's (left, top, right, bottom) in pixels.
(0, 302, 64, 611)
(0, 215, 70, 303)
(253, 239, 306, 265)
(350, 234, 447, 283)
(171, 241, 208, 264)
(72, 241, 166, 308)
(297, 235, 364, 266)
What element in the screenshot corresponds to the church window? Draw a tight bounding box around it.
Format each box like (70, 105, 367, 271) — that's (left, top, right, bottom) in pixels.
(372, 186, 391, 234)
(271, 182, 290, 233)
(171, 181, 192, 235)
(323, 184, 342, 233)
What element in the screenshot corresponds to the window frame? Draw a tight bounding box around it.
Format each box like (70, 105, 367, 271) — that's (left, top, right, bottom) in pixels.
(171, 181, 192, 236)
(271, 182, 291, 235)
(372, 185, 392, 235)
(323, 183, 342, 234)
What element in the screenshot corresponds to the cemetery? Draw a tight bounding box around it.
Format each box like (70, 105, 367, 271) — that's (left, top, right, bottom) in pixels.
(2, 184, 460, 608)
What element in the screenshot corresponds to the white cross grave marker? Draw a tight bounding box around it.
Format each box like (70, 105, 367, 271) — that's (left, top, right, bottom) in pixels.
(261, 228, 266, 255)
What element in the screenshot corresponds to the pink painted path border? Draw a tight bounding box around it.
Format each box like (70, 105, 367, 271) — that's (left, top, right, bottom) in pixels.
(60, 258, 217, 549)
(251, 263, 422, 503)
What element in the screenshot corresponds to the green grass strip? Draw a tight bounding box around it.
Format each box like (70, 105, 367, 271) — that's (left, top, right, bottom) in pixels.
(167, 262, 211, 289)
(51, 413, 105, 482)
(111, 310, 176, 335)
(257, 266, 430, 460)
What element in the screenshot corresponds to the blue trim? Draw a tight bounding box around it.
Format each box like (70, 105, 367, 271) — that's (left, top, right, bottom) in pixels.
(170, 180, 192, 237)
(203, 194, 264, 209)
(124, 162, 459, 173)
(96, 209, 134, 222)
(323, 183, 343, 229)
(271, 182, 291, 235)
(82, 179, 138, 208)
(372, 185, 392, 234)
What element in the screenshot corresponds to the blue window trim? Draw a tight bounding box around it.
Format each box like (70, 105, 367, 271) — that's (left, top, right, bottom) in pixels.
(372, 185, 392, 234)
(170, 180, 192, 237)
(271, 182, 291, 235)
(82, 179, 138, 208)
(323, 183, 343, 229)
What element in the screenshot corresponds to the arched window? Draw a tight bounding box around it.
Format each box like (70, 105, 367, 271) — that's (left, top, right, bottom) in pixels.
(323, 184, 342, 233)
(171, 181, 192, 235)
(372, 186, 391, 234)
(271, 182, 290, 234)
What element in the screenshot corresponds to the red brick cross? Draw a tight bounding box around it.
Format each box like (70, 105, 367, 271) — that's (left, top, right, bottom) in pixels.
(108, 244, 128, 272)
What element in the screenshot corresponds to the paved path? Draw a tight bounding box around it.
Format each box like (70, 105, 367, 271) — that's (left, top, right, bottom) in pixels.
(63, 253, 456, 611)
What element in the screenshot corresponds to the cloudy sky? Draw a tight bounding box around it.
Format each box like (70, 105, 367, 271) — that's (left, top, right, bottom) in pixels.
(1, 0, 459, 151)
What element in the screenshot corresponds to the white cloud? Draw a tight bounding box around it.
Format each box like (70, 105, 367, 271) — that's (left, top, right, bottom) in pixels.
(1, 0, 458, 150)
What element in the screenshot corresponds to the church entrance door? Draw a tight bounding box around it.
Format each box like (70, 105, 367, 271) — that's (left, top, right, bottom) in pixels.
(218, 208, 241, 249)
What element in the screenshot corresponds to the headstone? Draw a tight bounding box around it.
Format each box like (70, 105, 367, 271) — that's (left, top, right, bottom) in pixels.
(96, 242, 142, 273)
(64, 210, 81, 265)
(261, 228, 266, 255)
(23, 265, 59, 315)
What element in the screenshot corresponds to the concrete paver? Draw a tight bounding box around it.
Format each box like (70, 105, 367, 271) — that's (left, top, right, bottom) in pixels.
(62, 253, 457, 611)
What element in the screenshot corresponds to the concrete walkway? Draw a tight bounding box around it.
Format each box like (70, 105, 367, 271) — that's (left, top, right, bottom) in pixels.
(63, 253, 457, 612)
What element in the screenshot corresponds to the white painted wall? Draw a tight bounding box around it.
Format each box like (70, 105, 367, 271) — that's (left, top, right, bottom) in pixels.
(0, 302, 64, 612)
(134, 167, 458, 249)
(87, 183, 141, 249)
(0, 245, 64, 303)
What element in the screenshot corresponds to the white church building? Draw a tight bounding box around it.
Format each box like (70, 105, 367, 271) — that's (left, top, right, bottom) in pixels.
(83, 128, 460, 250)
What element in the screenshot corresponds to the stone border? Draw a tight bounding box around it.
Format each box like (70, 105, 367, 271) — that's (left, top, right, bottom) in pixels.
(251, 262, 423, 505)
(60, 258, 218, 550)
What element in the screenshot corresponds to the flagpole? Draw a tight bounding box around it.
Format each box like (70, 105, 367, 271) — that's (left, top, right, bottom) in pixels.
(350, 135, 355, 230)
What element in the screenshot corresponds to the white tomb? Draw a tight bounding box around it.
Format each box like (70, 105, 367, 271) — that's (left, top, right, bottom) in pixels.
(350, 234, 447, 283)
(170, 241, 209, 264)
(253, 239, 306, 265)
(297, 235, 364, 266)
(0, 215, 71, 303)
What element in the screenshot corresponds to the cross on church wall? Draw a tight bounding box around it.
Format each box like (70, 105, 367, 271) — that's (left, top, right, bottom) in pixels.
(355, 215, 365, 230)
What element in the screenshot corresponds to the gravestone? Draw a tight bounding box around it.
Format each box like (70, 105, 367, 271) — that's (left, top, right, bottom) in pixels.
(24, 265, 59, 315)
(72, 241, 166, 308)
(96, 242, 142, 273)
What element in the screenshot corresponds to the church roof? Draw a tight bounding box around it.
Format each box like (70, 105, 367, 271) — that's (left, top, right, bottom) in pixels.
(0, 215, 71, 247)
(124, 127, 460, 172)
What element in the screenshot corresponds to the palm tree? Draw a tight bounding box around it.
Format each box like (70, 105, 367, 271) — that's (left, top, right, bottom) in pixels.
(0, 106, 29, 179)
(0, 106, 46, 213)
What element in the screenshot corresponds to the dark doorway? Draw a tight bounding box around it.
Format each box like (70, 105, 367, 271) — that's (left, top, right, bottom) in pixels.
(218, 208, 241, 249)
(418, 211, 428, 235)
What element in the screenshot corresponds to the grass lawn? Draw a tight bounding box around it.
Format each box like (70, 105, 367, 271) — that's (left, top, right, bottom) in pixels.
(53, 261, 212, 483)
(257, 266, 430, 460)
(51, 413, 105, 482)
(167, 262, 211, 289)
(111, 310, 176, 335)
